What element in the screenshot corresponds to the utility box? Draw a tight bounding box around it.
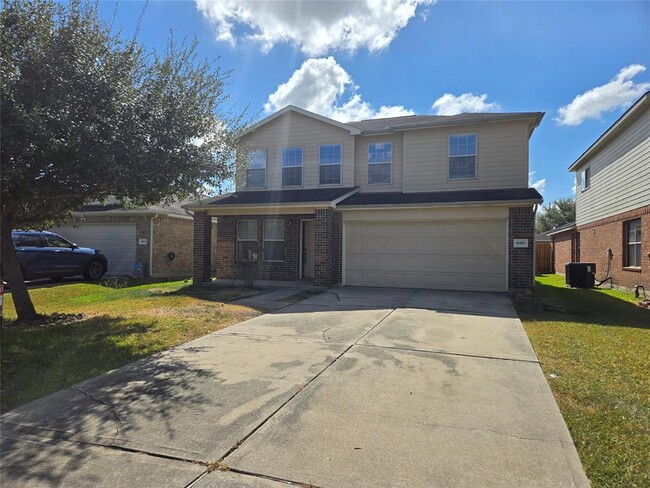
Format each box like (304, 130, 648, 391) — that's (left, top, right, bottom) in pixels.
(565, 262, 596, 288)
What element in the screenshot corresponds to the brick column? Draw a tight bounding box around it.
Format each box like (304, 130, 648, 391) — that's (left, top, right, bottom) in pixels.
(508, 206, 535, 289)
(216, 216, 236, 279)
(192, 211, 212, 284)
(314, 209, 334, 286)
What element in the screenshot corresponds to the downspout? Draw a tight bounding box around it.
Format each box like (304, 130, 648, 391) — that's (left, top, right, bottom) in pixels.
(149, 213, 159, 277)
(532, 204, 539, 286)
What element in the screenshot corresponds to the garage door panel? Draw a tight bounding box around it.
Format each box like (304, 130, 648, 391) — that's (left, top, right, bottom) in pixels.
(345, 220, 506, 292)
(50, 224, 137, 276)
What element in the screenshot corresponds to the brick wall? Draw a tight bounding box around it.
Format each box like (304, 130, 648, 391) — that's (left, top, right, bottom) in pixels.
(508, 206, 535, 289)
(193, 211, 212, 283)
(576, 205, 649, 290)
(215, 214, 313, 282)
(152, 216, 193, 277)
(552, 231, 573, 274)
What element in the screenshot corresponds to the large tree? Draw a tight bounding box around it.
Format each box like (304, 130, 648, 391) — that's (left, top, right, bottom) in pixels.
(1, 0, 246, 321)
(536, 197, 576, 234)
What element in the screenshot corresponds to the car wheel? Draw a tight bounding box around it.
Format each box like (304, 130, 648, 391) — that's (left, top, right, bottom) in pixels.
(83, 259, 105, 280)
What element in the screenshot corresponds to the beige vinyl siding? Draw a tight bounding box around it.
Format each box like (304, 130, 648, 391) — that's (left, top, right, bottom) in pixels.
(575, 108, 650, 226)
(238, 111, 354, 190)
(402, 121, 529, 192)
(354, 134, 404, 192)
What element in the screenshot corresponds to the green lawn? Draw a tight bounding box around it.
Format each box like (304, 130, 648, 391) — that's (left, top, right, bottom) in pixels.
(1, 280, 262, 412)
(513, 275, 650, 488)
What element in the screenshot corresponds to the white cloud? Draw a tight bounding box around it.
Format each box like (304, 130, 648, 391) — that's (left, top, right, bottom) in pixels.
(195, 0, 435, 56)
(264, 57, 414, 122)
(431, 93, 500, 115)
(556, 64, 650, 126)
(529, 171, 546, 194)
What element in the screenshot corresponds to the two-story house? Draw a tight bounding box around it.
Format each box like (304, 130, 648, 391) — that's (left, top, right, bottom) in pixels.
(553, 91, 649, 289)
(188, 105, 544, 292)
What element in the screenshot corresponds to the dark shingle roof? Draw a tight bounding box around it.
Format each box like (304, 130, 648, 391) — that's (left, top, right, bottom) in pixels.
(208, 187, 358, 206)
(339, 188, 543, 206)
(348, 112, 544, 134)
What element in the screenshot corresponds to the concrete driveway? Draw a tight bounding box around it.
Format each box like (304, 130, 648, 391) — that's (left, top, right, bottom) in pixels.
(1, 287, 589, 487)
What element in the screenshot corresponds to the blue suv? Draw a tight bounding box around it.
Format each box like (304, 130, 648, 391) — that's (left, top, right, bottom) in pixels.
(12, 231, 108, 281)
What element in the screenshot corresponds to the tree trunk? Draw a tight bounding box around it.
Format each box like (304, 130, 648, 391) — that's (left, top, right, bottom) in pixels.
(1, 211, 38, 321)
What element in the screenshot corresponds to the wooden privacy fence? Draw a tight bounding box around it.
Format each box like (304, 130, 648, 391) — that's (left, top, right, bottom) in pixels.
(535, 241, 552, 274)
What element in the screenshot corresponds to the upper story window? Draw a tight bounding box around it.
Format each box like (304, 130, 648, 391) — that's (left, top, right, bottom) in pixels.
(368, 142, 392, 184)
(581, 167, 590, 191)
(282, 147, 303, 186)
(246, 149, 266, 189)
(624, 219, 642, 268)
(319, 144, 342, 185)
(449, 133, 477, 179)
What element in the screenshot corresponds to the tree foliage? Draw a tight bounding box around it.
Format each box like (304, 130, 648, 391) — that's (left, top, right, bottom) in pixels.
(536, 197, 576, 234)
(1, 0, 247, 320)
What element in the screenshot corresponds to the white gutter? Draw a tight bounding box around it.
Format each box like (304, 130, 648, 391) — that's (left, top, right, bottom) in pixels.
(337, 199, 543, 211)
(330, 188, 361, 208)
(149, 213, 159, 277)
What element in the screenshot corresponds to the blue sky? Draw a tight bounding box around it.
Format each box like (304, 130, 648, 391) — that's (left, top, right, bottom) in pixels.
(99, 1, 650, 204)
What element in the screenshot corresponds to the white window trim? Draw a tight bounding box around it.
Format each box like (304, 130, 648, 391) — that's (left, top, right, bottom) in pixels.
(448, 133, 478, 180)
(246, 148, 267, 190)
(624, 219, 642, 268)
(236, 219, 258, 261)
(581, 167, 590, 192)
(367, 142, 393, 185)
(318, 143, 343, 186)
(281, 146, 304, 187)
(263, 219, 285, 262)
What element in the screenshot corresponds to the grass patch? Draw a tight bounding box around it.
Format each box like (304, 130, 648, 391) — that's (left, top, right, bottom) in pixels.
(513, 274, 650, 488)
(1, 280, 261, 412)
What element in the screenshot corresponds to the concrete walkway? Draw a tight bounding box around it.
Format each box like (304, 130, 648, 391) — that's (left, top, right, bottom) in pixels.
(1, 287, 589, 487)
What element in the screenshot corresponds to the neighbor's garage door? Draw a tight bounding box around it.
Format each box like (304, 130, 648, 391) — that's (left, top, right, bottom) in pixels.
(50, 224, 137, 276)
(345, 220, 506, 292)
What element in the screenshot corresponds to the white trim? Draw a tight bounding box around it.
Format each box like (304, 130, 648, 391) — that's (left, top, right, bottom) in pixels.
(281, 145, 304, 188)
(237, 105, 361, 139)
(262, 219, 285, 262)
(245, 148, 268, 190)
(448, 132, 478, 180)
(330, 187, 361, 208)
(505, 217, 509, 292)
(337, 200, 542, 211)
(236, 219, 258, 261)
(318, 143, 343, 186)
(341, 221, 346, 286)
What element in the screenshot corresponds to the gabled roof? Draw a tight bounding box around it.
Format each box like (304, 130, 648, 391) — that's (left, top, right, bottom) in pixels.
(237, 105, 545, 140)
(237, 105, 361, 138)
(569, 91, 650, 172)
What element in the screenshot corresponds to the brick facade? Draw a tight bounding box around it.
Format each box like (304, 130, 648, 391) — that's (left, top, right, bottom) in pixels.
(552, 230, 574, 274)
(211, 210, 343, 286)
(192, 211, 213, 283)
(508, 206, 536, 289)
(576, 205, 649, 290)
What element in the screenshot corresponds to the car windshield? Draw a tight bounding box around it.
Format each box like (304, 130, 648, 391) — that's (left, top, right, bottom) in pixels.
(44, 235, 74, 248)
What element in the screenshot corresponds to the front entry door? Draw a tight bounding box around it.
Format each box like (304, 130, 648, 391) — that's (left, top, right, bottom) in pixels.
(302, 220, 315, 279)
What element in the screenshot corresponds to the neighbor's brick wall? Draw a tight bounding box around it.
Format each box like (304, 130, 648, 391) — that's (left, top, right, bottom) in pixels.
(576, 205, 649, 290)
(215, 214, 313, 282)
(193, 211, 212, 283)
(508, 206, 535, 289)
(552, 231, 573, 274)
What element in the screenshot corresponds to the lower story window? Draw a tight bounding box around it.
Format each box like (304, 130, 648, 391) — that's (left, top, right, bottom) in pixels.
(263, 219, 285, 261)
(625, 218, 642, 267)
(237, 220, 258, 261)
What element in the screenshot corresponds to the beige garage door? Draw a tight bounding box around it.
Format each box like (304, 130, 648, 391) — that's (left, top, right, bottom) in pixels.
(345, 220, 507, 292)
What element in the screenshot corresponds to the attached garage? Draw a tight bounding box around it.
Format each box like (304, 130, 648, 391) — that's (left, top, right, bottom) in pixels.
(51, 223, 137, 276)
(343, 207, 509, 292)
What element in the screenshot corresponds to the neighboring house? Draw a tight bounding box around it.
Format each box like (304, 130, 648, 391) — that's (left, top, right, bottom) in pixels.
(51, 200, 217, 278)
(187, 105, 544, 292)
(547, 222, 578, 274)
(568, 91, 649, 290)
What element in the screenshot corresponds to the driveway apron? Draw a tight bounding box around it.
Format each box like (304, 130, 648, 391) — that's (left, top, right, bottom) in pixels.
(1, 287, 589, 488)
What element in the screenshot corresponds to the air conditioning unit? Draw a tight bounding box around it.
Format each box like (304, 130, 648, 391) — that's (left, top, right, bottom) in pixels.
(565, 262, 596, 288)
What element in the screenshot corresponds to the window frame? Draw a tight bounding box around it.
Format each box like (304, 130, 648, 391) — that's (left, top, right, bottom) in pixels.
(367, 142, 393, 185)
(245, 149, 267, 189)
(318, 143, 343, 186)
(263, 219, 285, 262)
(281, 146, 304, 187)
(448, 133, 478, 180)
(624, 218, 642, 269)
(236, 219, 258, 262)
(581, 167, 591, 192)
